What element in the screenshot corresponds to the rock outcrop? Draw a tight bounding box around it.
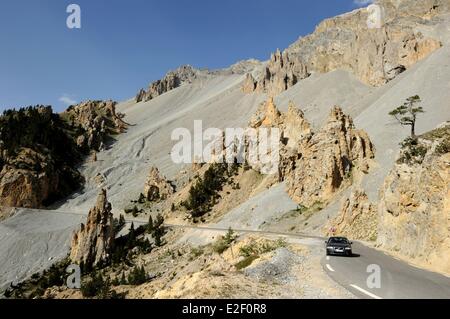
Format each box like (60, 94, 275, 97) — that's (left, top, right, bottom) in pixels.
(70, 189, 115, 268)
(0, 148, 82, 208)
(327, 189, 378, 241)
(136, 65, 198, 103)
(285, 106, 374, 207)
(241, 73, 257, 93)
(144, 167, 174, 201)
(63, 100, 127, 152)
(377, 123, 450, 273)
(245, 0, 445, 95)
(247, 98, 374, 207)
(0, 106, 84, 208)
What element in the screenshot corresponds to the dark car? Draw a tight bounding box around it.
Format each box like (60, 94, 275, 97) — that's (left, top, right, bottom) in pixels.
(325, 237, 353, 256)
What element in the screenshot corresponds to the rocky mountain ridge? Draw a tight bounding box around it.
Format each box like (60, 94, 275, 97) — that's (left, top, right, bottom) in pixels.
(243, 0, 448, 96)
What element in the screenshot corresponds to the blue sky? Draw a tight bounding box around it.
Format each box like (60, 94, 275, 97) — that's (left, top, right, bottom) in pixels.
(0, 0, 369, 112)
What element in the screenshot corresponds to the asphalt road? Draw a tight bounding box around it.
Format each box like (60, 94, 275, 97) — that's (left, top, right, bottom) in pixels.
(4, 208, 450, 299)
(162, 223, 450, 299)
(321, 241, 450, 299)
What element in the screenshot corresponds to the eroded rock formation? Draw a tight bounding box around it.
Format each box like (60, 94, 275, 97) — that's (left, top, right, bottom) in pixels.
(285, 106, 375, 207)
(245, 0, 445, 95)
(377, 124, 450, 273)
(70, 189, 115, 267)
(63, 100, 127, 152)
(136, 65, 198, 103)
(144, 167, 174, 201)
(247, 98, 374, 207)
(327, 189, 378, 241)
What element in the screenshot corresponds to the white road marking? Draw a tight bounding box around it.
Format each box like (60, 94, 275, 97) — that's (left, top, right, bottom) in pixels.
(326, 256, 330, 261)
(350, 284, 383, 299)
(326, 264, 335, 272)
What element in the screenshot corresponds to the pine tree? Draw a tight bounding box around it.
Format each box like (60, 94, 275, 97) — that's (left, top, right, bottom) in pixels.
(389, 95, 425, 138)
(127, 223, 136, 248)
(152, 214, 165, 247)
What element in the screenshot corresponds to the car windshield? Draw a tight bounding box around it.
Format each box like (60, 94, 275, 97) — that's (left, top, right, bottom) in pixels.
(329, 238, 349, 244)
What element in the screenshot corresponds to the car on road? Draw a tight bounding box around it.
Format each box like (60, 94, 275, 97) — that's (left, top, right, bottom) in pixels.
(325, 237, 353, 256)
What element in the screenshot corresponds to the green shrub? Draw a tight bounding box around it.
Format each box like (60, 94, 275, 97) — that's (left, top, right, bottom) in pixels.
(235, 255, 259, 270)
(127, 266, 148, 286)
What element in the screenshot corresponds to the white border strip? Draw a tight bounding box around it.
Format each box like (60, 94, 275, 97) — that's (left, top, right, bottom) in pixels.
(350, 284, 382, 299)
(326, 264, 335, 272)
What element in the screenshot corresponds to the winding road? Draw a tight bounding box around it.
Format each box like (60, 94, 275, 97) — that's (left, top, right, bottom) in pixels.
(160, 223, 450, 299)
(321, 241, 450, 299)
(2, 208, 450, 299)
(152, 222, 450, 299)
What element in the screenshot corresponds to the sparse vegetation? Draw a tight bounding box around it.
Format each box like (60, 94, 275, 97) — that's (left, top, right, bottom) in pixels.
(234, 238, 287, 270)
(127, 266, 148, 285)
(182, 163, 239, 219)
(436, 139, 450, 155)
(239, 238, 287, 258)
(235, 255, 259, 270)
(113, 214, 126, 233)
(190, 246, 205, 260)
(397, 137, 428, 164)
(147, 213, 166, 247)
(283, 202, 324, 221)
(80, 271, 125, 299)
(213, 228, 236, 254)
(3, 258, 71, 299)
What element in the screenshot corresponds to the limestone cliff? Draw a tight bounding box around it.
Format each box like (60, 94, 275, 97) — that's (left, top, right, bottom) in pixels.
(377, 123, 450, 274)
(70, 189, 115, 268)
(245, 0, 446, 95)
(326, 189, 378, 241)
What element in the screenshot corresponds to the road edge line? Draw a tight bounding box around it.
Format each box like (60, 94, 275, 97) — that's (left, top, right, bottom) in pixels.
(349, 284, 382, 299)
